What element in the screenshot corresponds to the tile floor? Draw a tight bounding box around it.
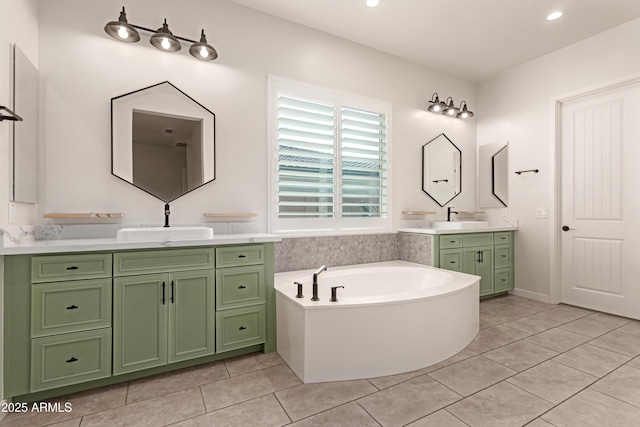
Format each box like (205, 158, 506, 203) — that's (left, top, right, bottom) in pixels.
(2, 294, 640, 426)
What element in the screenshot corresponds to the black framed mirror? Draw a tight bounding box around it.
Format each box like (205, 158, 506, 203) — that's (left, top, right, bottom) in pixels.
(111, 81, 215, 202)
(492, 145, 508, 207)
(422, 133, 461, 206)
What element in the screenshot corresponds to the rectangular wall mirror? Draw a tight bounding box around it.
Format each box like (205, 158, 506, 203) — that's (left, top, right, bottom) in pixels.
(12, 44, 39, 204)
(478, 141, 508, 208)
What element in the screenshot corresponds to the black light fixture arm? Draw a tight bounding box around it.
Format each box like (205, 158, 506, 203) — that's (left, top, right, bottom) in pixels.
(0, 105, 23, 122)
(129, 24, 198, 44)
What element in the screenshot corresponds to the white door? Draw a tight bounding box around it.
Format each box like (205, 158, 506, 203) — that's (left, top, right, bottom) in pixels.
(560, 82, 640, 320)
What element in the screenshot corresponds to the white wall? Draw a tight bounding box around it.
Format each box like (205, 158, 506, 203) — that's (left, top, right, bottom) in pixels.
(37, 0, 476, 228)
(0, 0, 39, 404)
(477, 17, 640, 301)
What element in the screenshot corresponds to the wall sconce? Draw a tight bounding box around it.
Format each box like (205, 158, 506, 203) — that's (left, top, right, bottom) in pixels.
(427, 93, 474, 119)
(104, 7, 218, 61)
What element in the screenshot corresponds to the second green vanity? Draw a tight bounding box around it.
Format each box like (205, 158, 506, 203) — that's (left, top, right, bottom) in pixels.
(434, 231, 514, 297)
(3, 242, 276, 402)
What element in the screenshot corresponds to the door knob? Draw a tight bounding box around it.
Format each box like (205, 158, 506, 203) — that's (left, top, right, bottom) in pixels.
(562, 225, 575, 231)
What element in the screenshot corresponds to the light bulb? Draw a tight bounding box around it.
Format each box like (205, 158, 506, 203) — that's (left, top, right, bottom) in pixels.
(117, 26, 129, 39)
(432, 105, 441, 112)
(547, 11, 563, 21)
(161, 37, 170, 50)
(200, 46, 209, 58)
(366, 0, 380, 7)
(460, 112, 469, 119)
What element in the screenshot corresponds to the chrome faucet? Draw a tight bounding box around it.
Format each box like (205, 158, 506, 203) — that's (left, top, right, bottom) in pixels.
(447, 206, 458, 222)
(164, 203, 170, 228)
(311, 265, 327, 301)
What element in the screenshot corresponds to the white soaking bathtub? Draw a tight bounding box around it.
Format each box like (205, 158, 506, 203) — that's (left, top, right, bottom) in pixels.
(275, 261, 480, 383)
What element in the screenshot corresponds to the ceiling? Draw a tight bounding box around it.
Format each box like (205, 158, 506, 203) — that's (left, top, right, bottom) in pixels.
(228, 0, 640, 82)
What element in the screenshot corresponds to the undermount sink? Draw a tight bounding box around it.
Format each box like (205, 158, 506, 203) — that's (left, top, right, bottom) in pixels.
(430, 221, 490, 230)
(116, 227, 214, 242)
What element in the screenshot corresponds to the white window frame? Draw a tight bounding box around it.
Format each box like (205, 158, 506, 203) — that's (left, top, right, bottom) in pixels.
(268, 76, 393, 236)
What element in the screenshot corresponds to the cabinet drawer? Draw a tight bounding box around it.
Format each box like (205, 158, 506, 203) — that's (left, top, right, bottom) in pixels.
(495, 244, 514, 269)
(462, 233, 494, 247)
(439, 235, 462, 249)
(216, 305, 266, 353)
(440, 249, 463, 272)
(216, 245, 264, 268)
(31, 328, 112, 392)
(114, 248, 215, 276)
(495, 268, 514, 293)
(216, 265, 265, 310)
(31, 279, 112, 337)
(32, 253, 112, 283)
(494, 232, 513, 245)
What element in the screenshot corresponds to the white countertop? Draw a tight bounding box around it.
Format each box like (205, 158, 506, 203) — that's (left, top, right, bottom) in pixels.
(398, 226, 517, 235)
(0, 233, 282, 255)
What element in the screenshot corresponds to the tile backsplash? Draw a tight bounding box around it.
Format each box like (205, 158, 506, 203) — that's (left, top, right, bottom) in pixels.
(274, 232, 433, 273)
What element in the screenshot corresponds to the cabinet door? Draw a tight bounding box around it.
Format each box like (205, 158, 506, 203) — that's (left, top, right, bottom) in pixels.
(440, 249, 463, 272)
(168, 270, 216, 363)
(113, 274, 168, 375)
(463, 246, 494, 297)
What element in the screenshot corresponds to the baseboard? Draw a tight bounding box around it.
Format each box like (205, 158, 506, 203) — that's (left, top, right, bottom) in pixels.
(510, 288, 551, 303)
(0, 399, 10, 423)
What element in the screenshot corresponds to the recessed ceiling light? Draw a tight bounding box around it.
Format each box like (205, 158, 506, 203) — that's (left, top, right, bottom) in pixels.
(547, 11, 563, 21)
(366, 0, 380, 7)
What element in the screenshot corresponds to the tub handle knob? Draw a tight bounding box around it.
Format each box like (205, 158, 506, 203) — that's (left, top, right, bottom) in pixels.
(294, 281, 304, 298)
(330, 286, 344, 302)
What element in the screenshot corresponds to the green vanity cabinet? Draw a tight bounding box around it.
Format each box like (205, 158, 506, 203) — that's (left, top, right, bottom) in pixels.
(28, 253, 113, 393)
(214, 246, 267, 353)
(113, 269, 216, 375)
(437, 231, 514, 298)
(3, 242, 276, 402)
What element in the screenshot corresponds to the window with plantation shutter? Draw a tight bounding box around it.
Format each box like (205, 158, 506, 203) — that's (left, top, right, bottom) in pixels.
(269, 77, 392, 234)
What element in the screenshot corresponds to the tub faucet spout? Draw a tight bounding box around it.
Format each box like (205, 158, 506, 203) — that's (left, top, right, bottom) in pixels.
(447, 206, 458, 222)
(312, 265, 327, 301)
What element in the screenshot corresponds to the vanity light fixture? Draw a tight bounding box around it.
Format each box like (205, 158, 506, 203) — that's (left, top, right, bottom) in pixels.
(427, 93, 446, 113)
(456, 101, 474, 119)
(427, 93, 474, 119)
(104, 6, 218, 61)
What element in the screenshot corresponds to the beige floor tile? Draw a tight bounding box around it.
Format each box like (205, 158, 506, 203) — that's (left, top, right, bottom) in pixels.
(80, 387, 205, 427)
(288, 402, 378, 427)
(553, 343, 631, 377)
(406, 409, 467, 427)
(483, 340, 559, 372)
(276, 380, 376, 421)
(479, 311, 511, 329)
(541, 389, 640, 427)
(618, 320, 640, 335)
(0, 383, 127, 427)
(200, 364, 300, 412)
(513, 299, 557, 313)
(368, 364, 442, 390)
(471, 324, 531, 351)
(127, 361, 229, 404)
(224, 351, 284, 377)
(49, 419, 82, 427)
(526, 418, 555, 426)
(591, 365, 640, 407)
(535, 305, 593, 323)
(447, 382, 552, 427)
(506, 360, 597, 404)
(358, 375, 461, 427)
(428, 356, 516, 397)
(503, 314, 563, 335)
(488, 304, 540, 321)
(525, 328, 591, 353)
(589, 329, 640, 357)
(584, 312, 633, 327)
(559, 316, 622, 338)
(171, 394, 290, 427)
(439, 348, 478, 366)
(628, 356, 640, 370)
